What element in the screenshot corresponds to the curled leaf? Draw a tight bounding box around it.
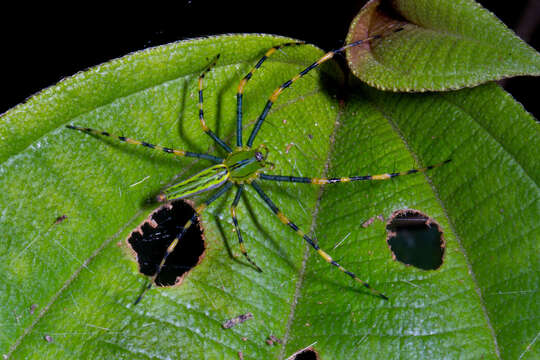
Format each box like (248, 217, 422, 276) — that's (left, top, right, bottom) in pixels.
(346, 0, 540, 91)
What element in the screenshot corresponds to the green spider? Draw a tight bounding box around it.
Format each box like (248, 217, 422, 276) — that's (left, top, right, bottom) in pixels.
(67, 30, 447, 304)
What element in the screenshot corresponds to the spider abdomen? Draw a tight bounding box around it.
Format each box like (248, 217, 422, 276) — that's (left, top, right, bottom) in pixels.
(161, 164, 229, 201)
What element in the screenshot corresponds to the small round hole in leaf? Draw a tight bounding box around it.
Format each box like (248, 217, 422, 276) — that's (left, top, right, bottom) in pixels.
(386, 209, 444, 270)
(127, 200, 205, 286)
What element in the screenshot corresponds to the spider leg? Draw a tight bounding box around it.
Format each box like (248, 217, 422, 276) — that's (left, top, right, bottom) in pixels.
(134, 181, 233, 305)
(236, 42, 304, 147)
(198, 55, 232, 153)
(230, 185, 262, 272)
(246, 29, 403, 148)
(66, 125, 222, 163)
(250, 180, 387, 300)
(258, 160, 451, 184)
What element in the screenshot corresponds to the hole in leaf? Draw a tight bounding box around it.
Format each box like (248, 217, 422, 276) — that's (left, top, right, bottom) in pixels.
(292, 348, 319, 360)
(386, 209, 445, 270)
(127, 200, 205, 286)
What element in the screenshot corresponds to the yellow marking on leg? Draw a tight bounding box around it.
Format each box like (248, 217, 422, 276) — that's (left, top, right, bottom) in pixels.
(126, 138, 141, 145)
(317, 249, 333, 263)
(269, 88, 283, 103)
(317, 52, 334, 64)
(340, 177, 351, 182)
(276, 211, 289, 224)
(296, 229, 305, 237)
(196, 204, 207, 213)
(239, 243, 247, 253)
(372, 174, 391, 180)
(198, 77, 204, 89)
(166, 237, 180, 254)
(265, 48, 277, 56)
(156, 237, 180, 270)
(291, 74, 301, 83)
(173, 149, 186, 156)
(238, 78, 248, 93)
(311, 178, 328, 185)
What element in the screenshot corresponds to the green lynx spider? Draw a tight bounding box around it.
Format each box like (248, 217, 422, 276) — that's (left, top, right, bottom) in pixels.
(67, 30, 447, 304)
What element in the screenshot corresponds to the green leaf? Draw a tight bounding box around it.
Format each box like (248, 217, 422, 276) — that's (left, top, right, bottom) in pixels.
(1, 35, 538, 360)
(345, 0, 540, 91)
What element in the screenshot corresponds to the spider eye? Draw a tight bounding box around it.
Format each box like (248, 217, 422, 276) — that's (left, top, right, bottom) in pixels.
(255, 151, 264, 161)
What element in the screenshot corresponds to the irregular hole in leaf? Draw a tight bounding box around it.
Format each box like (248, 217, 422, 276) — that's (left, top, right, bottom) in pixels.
(126, 200, 205, 286)
(386, 209, 445, 270)
(291, 347, 319, 360)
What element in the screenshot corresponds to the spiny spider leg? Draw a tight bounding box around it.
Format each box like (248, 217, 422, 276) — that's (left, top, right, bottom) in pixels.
(66, 125, 223, 163)
(198, 54, 232, 153)
(251, 181, 388, 299)
(258, 160, 451, 184)
(230, 185, 263, 272)
(246, 28, 403, 148)
(236, 41, 304, 147)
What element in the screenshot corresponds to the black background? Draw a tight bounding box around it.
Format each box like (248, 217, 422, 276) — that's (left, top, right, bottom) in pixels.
(2, 1, 539, 118)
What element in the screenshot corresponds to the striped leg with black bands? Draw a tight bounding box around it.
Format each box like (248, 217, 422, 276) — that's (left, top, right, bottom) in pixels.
(246, 30, 403, 148)
(258, 159, 451, 184)
(133, 211, 199, 305)
(236, 41, 304, 147)
(66, 125, 223, 163)
(134, 182, 233, 305)
(230, 185, 262, 272)
(250, 181, 387, 300)
(198, 55, 232, 153)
